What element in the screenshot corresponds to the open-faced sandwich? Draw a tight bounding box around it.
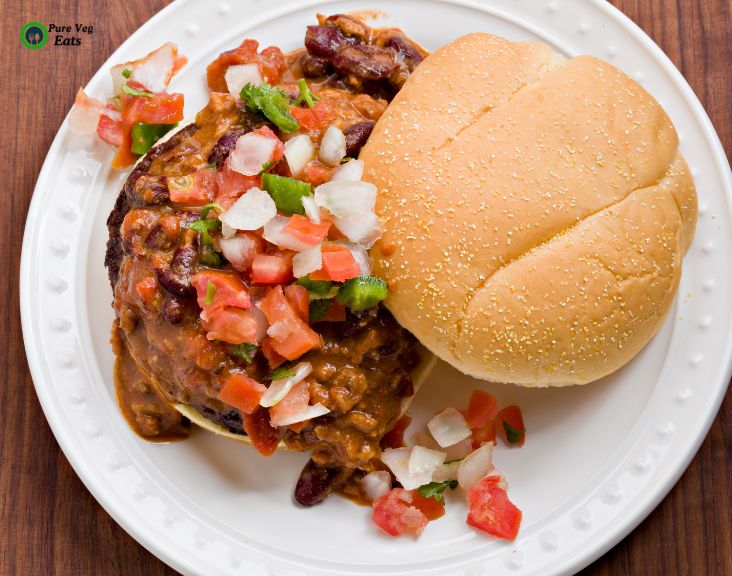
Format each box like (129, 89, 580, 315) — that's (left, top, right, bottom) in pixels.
(100, 14, 437, 507)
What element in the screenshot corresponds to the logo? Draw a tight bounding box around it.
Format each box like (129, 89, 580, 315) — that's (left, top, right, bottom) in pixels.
(21, 21, 48, 49)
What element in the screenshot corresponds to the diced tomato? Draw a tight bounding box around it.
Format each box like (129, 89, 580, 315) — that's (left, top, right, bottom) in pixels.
(290, 101, 333, 131)
(496, 405, 526, 447)
(217, 372, 266, 415)
(381, 415, 412, 450)
(269, 379, 309, 427)
(216, 159, 261, 209)
(372, 489, 429, 537)
(207, 39, 285, 92)
(96, 112, 123, 147)
(410, 491, 446, 521)
(283, 215, 331, 246)
(258, 285, 321, 360)
(192, 270, 251, 311)
(302, 162, 331, 186)
(171, 54, 188, 77)
(284, 284, 309, 322)
(472, 422, 497, 449)
(112, 89, 185, 168)
(201, 307, 258, 345)
(259, 46, 286, 85)
(466, 390, 499, 430)
(111, 131, 138, 169)
(121, 88, 184, 125)
(261, 336, 286, 369)
(134, 276, 159, 308)
(168, 168, 218, 205)
(251, 252, 294, 284)
(467, 391, 500, 448)
(243, 406, 283, 456)
(309, 244, 360, 282)
(466, 475, 522, 541)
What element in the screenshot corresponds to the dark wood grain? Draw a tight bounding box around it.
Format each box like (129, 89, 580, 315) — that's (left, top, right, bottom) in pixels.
(1, 1, 729, 575)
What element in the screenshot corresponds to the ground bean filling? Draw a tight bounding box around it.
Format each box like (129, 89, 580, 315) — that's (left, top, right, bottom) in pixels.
(106, 14, 426, 504)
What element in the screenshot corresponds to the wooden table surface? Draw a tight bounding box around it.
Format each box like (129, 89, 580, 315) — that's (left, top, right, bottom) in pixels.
(2, 1, 730, 574)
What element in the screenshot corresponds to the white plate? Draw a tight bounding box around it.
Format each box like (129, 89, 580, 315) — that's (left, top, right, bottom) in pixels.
(20, 0, 732, 575)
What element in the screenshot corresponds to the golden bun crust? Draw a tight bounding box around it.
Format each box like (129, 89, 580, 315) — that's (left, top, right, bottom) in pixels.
(360, 33, 697, 386)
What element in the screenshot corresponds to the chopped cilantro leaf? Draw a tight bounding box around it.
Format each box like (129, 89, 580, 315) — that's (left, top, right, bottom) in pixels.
(444, 458, 464, 465)
(205, 281, 216, 306)
(189, 218, 221, 245)
(417, 480, 458, 502)
(121, 83, 154, 98)
(503, 421, 525, 444)
(228, 343, 257, 363)
(309, 299, 332, 322)
(199, 201, 222, 220)
(265, 365, 296, 380)
(294, 78, 319, 108)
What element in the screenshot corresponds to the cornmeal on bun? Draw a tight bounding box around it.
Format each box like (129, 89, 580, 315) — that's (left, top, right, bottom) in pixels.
(361, 33, 696, 386)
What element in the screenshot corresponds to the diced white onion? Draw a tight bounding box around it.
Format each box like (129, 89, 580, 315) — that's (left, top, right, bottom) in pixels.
(313, 180, 376, 218)
(427, 407, 472, 448)
(272, 403, 330, 426)
(225, 64, 263, 97)
(284, 135, 315, 177)
(432, 461, 460, 483)
(381, 447, 432, 490)
(219, 187, 277, 231)
(318, 125, 347, 166)
(221, 221, 236, 239)
(408, 446, 446, 477)
(130, 43, 177, 93)
(68, 89, 105, 135)
(251, 304, 268, 344)
(263, 215, 314, 251)
(301, 195, 321, 224)
(457, 442, 495, 490)
(219, 234, 257, 271)
(329, 159, 364, 182)
(229, 133, 277, 176)
(332, 212, 383, 248)
(361, 471, 392, 502)
(110, 64, 128, 96)
(293, 244, 323, 278)
(444, 436, 474, 461)
(259, 362, 313, 408)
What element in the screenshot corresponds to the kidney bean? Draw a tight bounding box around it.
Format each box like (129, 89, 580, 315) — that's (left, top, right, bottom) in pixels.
(155, 231, 198, 297)
(294, 460, 337, 506)
(171, 231, 199, 274)
(305, 25, 353, 58)
(301, 53, 331, 78)
(129, 174, 169, 206)
(379, 30, 424, 69)
(154, 267, 193, 297)
(207, 127, 248, 167)
(144, 225, 173, 251)
(324, 14, 373, 43)
(343, 120, 375, 157)
(332, 45, 397, 81)
(162, 296, 184, 324)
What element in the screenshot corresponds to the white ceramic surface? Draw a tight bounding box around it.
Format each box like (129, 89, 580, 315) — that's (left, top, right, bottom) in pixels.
(20, 1, 732, 575)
